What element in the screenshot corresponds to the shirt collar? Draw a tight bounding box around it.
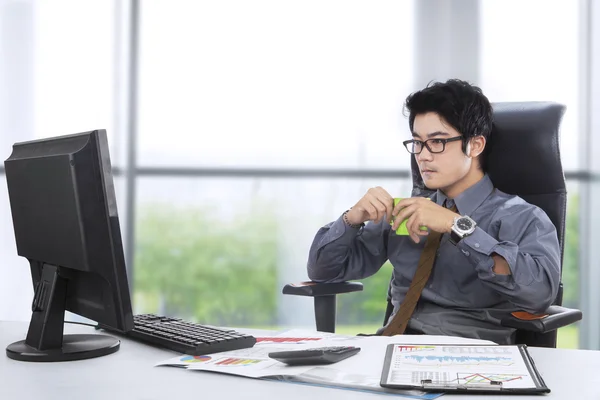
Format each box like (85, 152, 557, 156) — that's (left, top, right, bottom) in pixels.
(435, 174, 494, 215)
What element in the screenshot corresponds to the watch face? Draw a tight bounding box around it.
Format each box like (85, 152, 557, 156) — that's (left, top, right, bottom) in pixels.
(457, 217, 473, 231)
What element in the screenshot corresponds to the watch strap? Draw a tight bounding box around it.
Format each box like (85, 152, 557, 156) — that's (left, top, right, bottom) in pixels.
(450, 229, 461, 245)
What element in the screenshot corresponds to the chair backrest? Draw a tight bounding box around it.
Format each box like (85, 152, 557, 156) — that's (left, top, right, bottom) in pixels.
(388, 101, 567, 346)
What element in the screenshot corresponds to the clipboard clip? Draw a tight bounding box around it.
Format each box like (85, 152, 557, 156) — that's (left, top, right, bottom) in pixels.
(420, 379, 503, 391)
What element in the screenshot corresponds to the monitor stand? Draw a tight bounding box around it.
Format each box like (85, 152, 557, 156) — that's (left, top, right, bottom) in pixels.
(5, 264, 120, 362)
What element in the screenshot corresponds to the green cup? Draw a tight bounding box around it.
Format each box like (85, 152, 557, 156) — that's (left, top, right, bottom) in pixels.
(392, 198, 429, 235)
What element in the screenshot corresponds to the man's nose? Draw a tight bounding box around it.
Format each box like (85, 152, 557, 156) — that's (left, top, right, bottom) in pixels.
(417, 146, 433, 161)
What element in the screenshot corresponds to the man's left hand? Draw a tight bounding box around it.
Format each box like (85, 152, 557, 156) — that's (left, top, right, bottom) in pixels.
(392, 197, 460, 243)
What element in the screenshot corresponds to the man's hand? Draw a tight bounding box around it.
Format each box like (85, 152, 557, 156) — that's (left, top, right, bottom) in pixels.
(392, 197, 460, 243)
(345, 187, 394, 225)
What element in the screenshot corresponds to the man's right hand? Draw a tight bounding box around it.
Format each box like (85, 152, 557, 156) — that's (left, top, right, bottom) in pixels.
(345, 187, 394, 225)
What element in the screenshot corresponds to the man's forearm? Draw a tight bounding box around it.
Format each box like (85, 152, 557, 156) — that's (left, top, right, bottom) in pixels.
(307, 216, 390, 283)
(491, 253, 511, 275)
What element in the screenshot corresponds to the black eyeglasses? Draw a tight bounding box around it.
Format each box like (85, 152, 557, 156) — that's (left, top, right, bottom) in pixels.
(403, 136, 463, 154)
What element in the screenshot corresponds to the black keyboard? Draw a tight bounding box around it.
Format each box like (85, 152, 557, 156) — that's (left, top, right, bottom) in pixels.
(122, 314, 256, 355)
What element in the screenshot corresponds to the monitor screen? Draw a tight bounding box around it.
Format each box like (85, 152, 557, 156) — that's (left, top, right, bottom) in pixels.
(4, 129, 133, 362)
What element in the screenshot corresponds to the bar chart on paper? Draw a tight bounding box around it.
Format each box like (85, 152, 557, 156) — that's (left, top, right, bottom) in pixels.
(395, 346, 516, 367)
(214, 357, 264, 366)
(402, 354, 515, 367)
(255, 337, 323, 344)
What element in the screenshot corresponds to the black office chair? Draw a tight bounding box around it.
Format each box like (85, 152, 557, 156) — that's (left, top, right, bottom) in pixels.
(283, 102, 583, 348)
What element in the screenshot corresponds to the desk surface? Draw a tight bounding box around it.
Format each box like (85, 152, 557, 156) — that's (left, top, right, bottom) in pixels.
(1, 321, 599, 400)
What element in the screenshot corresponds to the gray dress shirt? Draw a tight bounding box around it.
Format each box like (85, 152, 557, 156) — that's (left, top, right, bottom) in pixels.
(307, 174, 561, 344)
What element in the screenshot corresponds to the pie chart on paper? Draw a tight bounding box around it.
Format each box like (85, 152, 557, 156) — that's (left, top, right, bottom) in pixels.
(180, 355, 212, 363)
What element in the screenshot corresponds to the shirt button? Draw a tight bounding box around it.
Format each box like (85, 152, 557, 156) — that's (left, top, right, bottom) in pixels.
(474, 243, 480, 248)
(462, 249, 470, 257)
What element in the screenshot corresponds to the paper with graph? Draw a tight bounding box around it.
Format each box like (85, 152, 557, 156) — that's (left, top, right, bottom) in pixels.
(154, 329, 490, 399)
(380, 344, 550, 393)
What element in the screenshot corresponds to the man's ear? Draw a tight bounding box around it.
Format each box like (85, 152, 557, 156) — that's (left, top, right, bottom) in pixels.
(469, 136, 486, 158)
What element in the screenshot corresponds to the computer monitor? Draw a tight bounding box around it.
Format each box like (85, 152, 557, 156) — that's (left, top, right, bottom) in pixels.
(4, 129, 133, 362)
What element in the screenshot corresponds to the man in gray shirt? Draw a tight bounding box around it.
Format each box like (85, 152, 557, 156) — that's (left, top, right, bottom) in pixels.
(307, 79, 561, 344)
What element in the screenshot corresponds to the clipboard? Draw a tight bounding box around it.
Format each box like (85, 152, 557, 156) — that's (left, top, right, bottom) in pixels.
(380, 343, 550, 394)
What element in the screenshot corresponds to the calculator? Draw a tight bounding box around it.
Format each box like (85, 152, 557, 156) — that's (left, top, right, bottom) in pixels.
(267, 346, 361, 365)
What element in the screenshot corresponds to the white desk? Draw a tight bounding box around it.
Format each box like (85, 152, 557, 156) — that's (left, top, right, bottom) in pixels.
(1, 321, 599, 400)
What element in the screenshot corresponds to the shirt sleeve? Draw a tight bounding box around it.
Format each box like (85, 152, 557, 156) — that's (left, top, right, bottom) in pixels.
(456, 205, 561, 314)
(306, 214, 390, 283)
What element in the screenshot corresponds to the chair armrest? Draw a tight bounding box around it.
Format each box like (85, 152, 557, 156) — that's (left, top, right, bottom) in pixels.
(282, 281, 363, 297)
(500, 305, 582, 334)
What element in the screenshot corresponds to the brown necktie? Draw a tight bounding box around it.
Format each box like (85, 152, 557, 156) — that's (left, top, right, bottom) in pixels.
(381, 204, 457, 336)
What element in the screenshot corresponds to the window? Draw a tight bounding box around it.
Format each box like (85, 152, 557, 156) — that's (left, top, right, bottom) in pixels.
(138, 0, 415, 169)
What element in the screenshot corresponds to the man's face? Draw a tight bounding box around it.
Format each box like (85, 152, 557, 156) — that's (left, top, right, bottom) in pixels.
(411, 112, 472, 191)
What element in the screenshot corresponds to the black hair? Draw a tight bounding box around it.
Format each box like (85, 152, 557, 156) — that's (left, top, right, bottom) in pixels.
(404, 79, 493, 171)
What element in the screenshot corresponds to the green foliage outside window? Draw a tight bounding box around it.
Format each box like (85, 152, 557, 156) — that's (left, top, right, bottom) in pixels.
(133, 205, 279, 326)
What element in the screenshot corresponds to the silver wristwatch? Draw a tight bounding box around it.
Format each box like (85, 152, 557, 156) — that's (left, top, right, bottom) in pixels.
(450, 215, 477, 244)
